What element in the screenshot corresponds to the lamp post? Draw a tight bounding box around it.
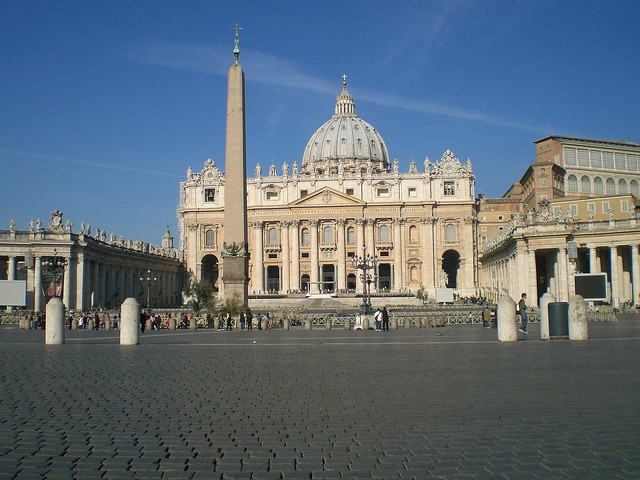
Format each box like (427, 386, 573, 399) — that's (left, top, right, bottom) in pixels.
(42, 248, 68, 298)
(139, 269, 157, 308)
(350, 245, 378, 314)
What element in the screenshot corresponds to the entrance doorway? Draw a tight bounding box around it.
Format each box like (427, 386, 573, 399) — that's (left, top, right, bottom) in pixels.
(378, 263, 391, 291)
(441, 250, 460, 289)
(201, 255, 219, 291)
(321, 264, 335, 293)
(266, 265, 280, 293)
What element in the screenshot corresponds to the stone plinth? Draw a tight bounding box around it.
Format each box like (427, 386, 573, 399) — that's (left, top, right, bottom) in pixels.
(539, 292, 556, 340)
(497, 295, 517, 342)
(120, 298, 140, 345)
(189, 317, 197, 330)
(45, 297, 65, 345)
(569, 295, 588, 341)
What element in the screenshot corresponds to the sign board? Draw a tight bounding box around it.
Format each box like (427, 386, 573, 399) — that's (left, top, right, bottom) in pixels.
(574, 273, 608, 302)
(0, 280, 27, 306)
(435, 288, 454, 304)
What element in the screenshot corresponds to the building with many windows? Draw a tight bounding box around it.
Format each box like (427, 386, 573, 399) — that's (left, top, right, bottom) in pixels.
(178, 80, 478, 298)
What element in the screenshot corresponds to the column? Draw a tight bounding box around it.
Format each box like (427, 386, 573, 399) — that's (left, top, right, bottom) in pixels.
(528, 249, 537, 306)
(252, 222, 263, 293)
(557, 247, 568, 302)
(92, 261, 99, 308)
(34, 256, 42, 312)
(63, 254, 72, 309)
(589, 246, 598, 273)
(281, 221, 290, 293)
(420, 219, 430, 288)
(355, 219, 365, 294)
(310, 220, 319, 294)
(610, 246, 620, 305)
(336, 219, 346, 292)
(7, 256, 16, 312)
(393, 218, 403, 291)
(76, 253, 86, 311)
(632, 244, 640, 306)
(290, 221, 300, 291)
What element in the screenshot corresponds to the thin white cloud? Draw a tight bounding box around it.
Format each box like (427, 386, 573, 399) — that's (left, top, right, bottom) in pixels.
(130, 39, 548, 133)
(0, 149, 182, 178)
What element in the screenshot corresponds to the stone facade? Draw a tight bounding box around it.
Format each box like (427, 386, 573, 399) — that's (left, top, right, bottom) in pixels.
(178, 82, 477, 298)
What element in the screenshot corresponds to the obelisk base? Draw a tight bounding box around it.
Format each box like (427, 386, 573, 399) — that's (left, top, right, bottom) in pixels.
(222, 256, 248, 307)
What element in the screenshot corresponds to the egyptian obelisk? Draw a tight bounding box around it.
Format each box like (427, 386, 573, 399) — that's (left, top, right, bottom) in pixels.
(221, 23, 249, 306)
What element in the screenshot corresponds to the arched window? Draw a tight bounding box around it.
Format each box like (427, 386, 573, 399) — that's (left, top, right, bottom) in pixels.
(379, 225, 389, 242)
(445, 224, 456, 242)
(347, 227, 355, 244)
(268, 227, 278, 245)
(630, 180, 639, 197)
(619, 178, 628, 194)
(205, 229, 215, 247)
(567, 174, 578, 193)
(301, 228, 310, 246)
(606, 178, 616, 195)
(581, 175, 591, 193)
(409, 225, 418, 242)
(323, 226, 333, 243)
(594, 177, 604, 194)
(410, 265, 419, 282)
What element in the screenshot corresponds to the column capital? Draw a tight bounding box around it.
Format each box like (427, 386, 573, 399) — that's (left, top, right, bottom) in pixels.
(309, 219, 319, 228)
(250, 221, 263, 230)
(336, 218, 346, 227)
(290, 219, 300, 228)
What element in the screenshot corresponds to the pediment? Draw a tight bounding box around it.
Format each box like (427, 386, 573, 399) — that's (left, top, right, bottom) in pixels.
(289, 187, 365, 208)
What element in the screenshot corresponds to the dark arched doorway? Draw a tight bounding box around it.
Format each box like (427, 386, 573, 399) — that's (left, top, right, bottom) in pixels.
(201, 255, 219, 291)
(442, 250, 460, 289)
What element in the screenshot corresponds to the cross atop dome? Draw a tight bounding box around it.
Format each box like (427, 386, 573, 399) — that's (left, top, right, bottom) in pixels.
(335, 76, 355, 116)
(342, 74, 347, 85)
(232, 23, 243, 61)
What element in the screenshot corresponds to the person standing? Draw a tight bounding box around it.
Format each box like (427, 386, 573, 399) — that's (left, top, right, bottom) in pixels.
(482, 304, 491, 329)
(518, 293, 528, 334)
(381, 306, 390, 331)
(373, 307, 382, 331)
(246, 310, 253, 330)
(239, 312, 246, 330)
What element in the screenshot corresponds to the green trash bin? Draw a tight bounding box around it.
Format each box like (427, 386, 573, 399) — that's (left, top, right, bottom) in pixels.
(548, 302, 569, 338)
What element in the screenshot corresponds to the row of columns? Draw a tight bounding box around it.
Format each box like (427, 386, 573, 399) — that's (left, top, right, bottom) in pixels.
(250, 218, 426, 295)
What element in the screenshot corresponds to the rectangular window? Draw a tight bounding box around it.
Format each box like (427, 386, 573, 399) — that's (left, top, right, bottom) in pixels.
(379, 251, 389, 257)
(553, 207, 563, 217)
(627, 154, 638, 171)
(347, 251, 355, 258)
(268, 253, 278, 259)
(602, 201, 610, 213)
(590, 150, 602, 168)
(301, 252, 309, 258)
(266, 191, 279, 200)
(300, 190, 308, 198)
(346, 188, 354, 196)
(588, 203, 595, 214)
(564, 147, 577, 165)
(204, 189, 215, 202)
(615, 153, 626, 170)
(377, 187, 389, 197)
(408, 187, 417, 197)
(621, 200, 628, 212)
(570, 205, 577, 216)
(603, 152, 614, 168)
(444, 181, 455, 196)
(578, 149, 589, 167)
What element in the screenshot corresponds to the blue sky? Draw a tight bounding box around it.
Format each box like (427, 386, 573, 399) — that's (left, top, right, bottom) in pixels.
(2, 1, 639, 244)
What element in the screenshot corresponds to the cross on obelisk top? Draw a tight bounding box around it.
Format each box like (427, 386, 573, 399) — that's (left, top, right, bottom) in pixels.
(232, 23, 243, 60)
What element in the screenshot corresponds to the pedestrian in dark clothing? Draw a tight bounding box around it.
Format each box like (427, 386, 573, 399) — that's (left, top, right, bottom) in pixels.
(381, 306, 390, 331)
(518, 293, 529, 334)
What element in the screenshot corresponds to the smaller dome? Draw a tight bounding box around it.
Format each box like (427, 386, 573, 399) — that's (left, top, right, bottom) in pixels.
(301, 80, 390, 175)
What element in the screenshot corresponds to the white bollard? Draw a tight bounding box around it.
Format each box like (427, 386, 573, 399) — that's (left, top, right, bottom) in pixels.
(189, 317, 197, 330)
(362, 315, 370, 330)
(305, 318, 312, 330)
(283, 318, 290, 330)
(345, 318, 351, 330)
(120, 298, 140, 345)
(45, 297, 65, 345)
(497, 295, 518, 342)
(539, 292, 556, 340)
(325, 317, 331, 330)
(569, 295, 588, 341)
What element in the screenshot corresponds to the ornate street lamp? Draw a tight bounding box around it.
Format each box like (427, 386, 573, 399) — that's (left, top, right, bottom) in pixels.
(139, 269, 157, 308)
(350, 245, 378, 314)
(42, 248, 68, 298)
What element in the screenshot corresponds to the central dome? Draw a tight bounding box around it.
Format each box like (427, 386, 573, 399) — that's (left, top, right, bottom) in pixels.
(301, 80, 390, 175)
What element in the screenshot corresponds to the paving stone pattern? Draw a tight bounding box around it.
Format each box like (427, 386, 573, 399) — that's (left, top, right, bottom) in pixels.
(1, 319, 640, 479)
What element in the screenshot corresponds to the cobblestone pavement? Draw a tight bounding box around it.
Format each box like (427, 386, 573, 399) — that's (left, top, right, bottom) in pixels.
(1, 318, 640, 479)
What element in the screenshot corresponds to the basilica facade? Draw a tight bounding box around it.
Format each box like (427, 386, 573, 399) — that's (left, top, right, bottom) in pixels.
(178, 81, 477, 298)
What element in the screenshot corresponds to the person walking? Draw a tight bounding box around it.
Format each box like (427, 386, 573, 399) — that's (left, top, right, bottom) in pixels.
(381, 306, 390, 331)
(518, 293, 528, 334)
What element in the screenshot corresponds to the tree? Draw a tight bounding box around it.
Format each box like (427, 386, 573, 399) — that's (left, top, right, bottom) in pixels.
(183, 279, 217, 316)
(415, 284, 428, 304)
(223, 294, 244, 315)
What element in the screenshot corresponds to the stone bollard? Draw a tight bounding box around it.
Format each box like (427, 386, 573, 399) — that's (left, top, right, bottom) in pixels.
(106, 317, 112, 331)
(497, 295, 517, 342)
(146, 318, 152, 331)
(569, 295, 588, 341)
(261, 318, 268, 330)
(362, 315, 370, 330)
(283, 318, 290, 330)
(190, 317, 197, 330)
(345, 318, 351, 330)
(391, 317, 398, 330)
(170, 317, 177, 330)
(45, 297, 65, 345)
(325, 318, 331, 330)
(120, 298, 140, 345)
(213, 317, 219, 330)
(71, 317, 78, 330)
(539, 292, 555, 340)
(305, 318, 312, 330)
(405, 317, 411, 329)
